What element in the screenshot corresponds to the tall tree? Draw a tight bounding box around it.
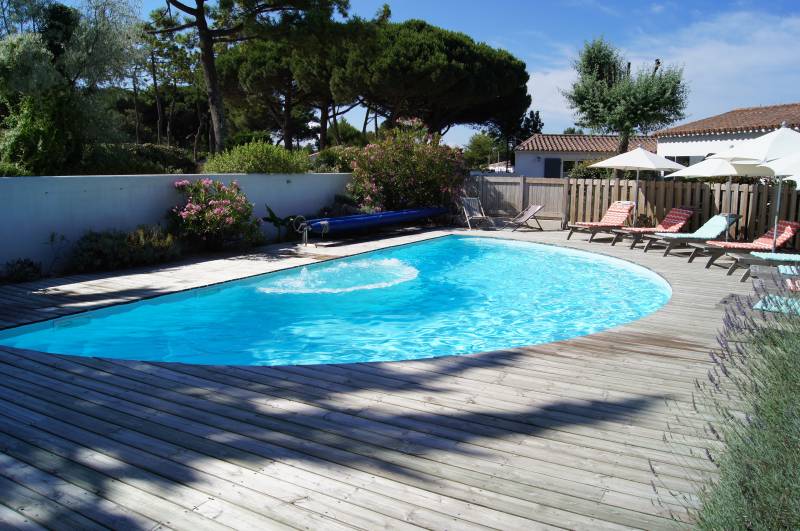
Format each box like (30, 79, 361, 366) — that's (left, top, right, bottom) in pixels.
(219, 37, 315, 149)
(564, 37, 687, 153)
(485, 109, 543, 168)
(333, 18, 531, 135)
(150, 0, 347, 153)
(143, 7, 200, 146)
(289, 15, 358, 150)
(463, 132, 502, 170)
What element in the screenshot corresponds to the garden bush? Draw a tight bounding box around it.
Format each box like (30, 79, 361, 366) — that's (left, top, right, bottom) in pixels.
(203, 141, 310, 174)
(67, 226, 181, 273)
(567, 160, 612, 179)
(686, 288, 800, 529)
(79, 143, 196, 175)
(313, 145, 359, 173)
(171, 178, 262, 249)
(347, 125, 466, 211)
(0, 161, 31, 176)
(2, 258, 42, 283)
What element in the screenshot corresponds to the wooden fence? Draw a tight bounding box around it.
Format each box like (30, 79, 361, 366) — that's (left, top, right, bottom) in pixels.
(467, 175, 800, 245)
(465, 175, 568, 224)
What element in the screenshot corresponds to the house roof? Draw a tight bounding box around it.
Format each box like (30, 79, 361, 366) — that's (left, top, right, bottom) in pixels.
(654, 102, 800, 137)
(515, 134, 656, 153)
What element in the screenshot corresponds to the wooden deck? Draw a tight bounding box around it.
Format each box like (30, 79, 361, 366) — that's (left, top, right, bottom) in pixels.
(0, 229, 751, 530)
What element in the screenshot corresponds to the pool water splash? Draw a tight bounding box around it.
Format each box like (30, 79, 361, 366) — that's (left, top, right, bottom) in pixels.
(257, 258, 419, 294)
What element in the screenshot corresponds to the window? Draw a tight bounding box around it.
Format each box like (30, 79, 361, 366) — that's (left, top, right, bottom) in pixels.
(666, 155, 691, 166)
(544, 158, 562, 178)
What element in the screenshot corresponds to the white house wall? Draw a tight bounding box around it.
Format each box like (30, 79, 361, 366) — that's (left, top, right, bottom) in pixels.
(656, 131, 767, 158)
(515, 151, 612, 177)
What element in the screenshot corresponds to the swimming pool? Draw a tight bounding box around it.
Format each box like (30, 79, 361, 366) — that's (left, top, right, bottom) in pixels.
(0, 236, 671, 365)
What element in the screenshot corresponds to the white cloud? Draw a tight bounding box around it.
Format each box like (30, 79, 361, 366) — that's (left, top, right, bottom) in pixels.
(526, 9, 800, 133)
(631, 11, 800, 124)
(528, 68, 578, 133)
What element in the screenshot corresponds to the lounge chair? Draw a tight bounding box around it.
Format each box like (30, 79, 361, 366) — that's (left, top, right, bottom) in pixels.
(567, 201, 634, 242)
(610, 207, 694, 249)
(688, 220, 800, 270)
(779, 265, 800, 277)
(753, 294, 800, 315)
(502, 204, 544, 231)
(461, 197, 492, 230)
(641, 214, 740, 256)
(733, 252, 800, 282)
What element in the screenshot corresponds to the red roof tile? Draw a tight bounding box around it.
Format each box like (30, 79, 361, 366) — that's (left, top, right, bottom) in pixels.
(515, 134, 656, 153)
(655, 102, 800, 137)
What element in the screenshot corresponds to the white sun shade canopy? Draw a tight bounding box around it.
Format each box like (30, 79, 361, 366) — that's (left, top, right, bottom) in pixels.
(710, 126, 800, 164)
(668, 157, 770, 178)
(589, 147, 685, 171)
(758, 151, 800, 177)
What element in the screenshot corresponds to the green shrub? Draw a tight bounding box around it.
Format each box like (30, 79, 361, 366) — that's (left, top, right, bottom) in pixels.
(347, 125, 466, 211)
(228, 130, 272, 147)
(0, 93, 84, 175)
(2, 258, 43, 283)
(79, 143, 196, 175)
(0, 161, 31, 176)
(567, 160, 612, 179)
(313, 145, 358, 173)
(67, 225, 181, 273)
(204, 141, 310, 174)
(688, 290, 800, 529)
(171, 178, 262, 249)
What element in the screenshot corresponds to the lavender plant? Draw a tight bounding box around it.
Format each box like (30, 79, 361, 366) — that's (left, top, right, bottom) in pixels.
(691, 279, 800, 529)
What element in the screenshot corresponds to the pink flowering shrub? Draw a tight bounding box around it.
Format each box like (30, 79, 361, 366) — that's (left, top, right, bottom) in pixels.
(171, 178, 261, 248)
(347, 125, 466, 211)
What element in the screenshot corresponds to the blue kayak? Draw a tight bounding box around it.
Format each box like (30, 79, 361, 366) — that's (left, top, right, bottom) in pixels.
(305, 207, 446, 235)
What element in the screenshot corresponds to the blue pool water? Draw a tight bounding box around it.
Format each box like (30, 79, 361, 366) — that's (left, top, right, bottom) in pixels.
(0, 236, 671, 366)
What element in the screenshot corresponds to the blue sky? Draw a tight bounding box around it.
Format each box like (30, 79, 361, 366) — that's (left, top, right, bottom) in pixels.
(130, 0, 800, 146)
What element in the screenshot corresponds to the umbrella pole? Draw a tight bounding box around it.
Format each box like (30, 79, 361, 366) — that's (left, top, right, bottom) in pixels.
(726, 175, 732, 241)
(633, 170, 639, 227)
(772, 177, 784, 253)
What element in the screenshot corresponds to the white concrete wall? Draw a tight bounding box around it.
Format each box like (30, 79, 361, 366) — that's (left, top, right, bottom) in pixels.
(0, 173, 351, 268)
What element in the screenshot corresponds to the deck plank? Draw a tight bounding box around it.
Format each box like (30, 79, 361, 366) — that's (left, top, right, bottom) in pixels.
(0, 229, 753, 530)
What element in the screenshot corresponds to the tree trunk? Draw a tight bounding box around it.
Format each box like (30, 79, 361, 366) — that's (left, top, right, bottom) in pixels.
(193, 101, 203, 162)
(166, 93, 175, 147)
(331, 109, 341, 145)
(196, 20, 226, 153)
(149, 52, 163, 144)
(318, 103, 329, 150)
(132, 69, 140, 144)
(282, 82, 293, 150)
(361, 106, 370, 141)
(207, 114, 214, 155)
(617, 131, 630, 154)
(615, 131, 631, 178)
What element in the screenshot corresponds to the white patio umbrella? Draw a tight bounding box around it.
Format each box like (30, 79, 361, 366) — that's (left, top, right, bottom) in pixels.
(759, 152, 800, 252)
(711, 125, 800, 164)
(589, 146, 685, 226)
(710, 125, 800, 253)
(667, 158, 765, 240)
